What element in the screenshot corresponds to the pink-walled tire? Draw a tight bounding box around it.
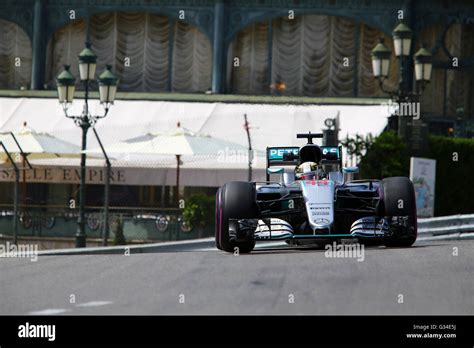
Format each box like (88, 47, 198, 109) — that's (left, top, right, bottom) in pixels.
(215, 182, 257, 253)
(381, 176, 417, 247)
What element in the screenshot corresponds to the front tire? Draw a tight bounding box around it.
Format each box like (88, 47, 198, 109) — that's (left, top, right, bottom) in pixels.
(215, 182, 258, 253)
(381, 176, 417, 247)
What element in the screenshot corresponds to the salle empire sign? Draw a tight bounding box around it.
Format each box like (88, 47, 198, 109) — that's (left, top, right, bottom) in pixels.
(0, 167, 126, 185)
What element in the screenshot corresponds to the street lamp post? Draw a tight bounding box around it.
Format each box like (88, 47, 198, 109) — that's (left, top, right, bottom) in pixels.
(56, 43, 118, 248)
(371, 23, 433, 141)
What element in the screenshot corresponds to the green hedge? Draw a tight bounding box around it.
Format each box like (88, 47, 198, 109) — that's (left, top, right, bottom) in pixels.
(427, 136, 474, 216)
(359, 131, 474, 216)
(359, 131, 410, 179)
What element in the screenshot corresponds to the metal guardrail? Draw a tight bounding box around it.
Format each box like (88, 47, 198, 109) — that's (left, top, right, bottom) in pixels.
(36, 237, 215, 256)
(417, 214, 474, 240)
(34, 214, 474, 255)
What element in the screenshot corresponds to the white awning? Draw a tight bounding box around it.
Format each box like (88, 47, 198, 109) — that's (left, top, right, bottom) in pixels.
(0, 97, 390, 186)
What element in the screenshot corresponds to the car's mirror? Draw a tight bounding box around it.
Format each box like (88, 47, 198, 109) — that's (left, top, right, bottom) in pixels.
(342, 166, 359, 174)
(267, 167, 284, 175)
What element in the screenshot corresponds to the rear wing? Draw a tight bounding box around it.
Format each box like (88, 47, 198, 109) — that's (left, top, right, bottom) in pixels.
(321, 146, 343, 165)
(267, 147, 300, 167)
(266, 145, 343, 181)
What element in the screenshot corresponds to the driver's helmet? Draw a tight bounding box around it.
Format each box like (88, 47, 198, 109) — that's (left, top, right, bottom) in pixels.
(295, 161, 318, 180)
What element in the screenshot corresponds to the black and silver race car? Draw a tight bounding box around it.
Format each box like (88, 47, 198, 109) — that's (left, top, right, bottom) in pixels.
(215, 132, 417, 253)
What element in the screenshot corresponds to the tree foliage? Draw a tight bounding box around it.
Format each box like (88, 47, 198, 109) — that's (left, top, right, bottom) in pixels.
(341, 133, 374, 166)
(113, 216, 127, 246)
(182, 193, 215, 229)
(358, 131, 410, 179)
(356, 131, 474, 215)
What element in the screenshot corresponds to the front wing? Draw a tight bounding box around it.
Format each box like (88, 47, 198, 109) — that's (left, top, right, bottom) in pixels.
(253, 216, 389, 241)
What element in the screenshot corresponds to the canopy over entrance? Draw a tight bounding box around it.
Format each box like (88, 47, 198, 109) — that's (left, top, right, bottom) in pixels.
(0, 97, 390, 187)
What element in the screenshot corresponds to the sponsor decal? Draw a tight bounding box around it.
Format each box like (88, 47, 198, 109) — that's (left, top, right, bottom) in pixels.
(322, 146, 340, 160)
(268, 148, 299, 161)
(322, 147, 339, 155)
(312, 211, 330, 216)
(304, 180, 331, 186)
(309, 205, 332, 223)
(310, 206, 331, 216)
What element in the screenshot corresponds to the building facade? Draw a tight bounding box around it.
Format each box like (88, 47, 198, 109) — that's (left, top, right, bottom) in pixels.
(0, 0, 473, 133)
(1, 0, 473, 240)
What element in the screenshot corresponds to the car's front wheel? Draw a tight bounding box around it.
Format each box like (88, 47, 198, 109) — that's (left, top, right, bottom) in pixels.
(215, 181, 258, 253)
(380, 176, 417, 247)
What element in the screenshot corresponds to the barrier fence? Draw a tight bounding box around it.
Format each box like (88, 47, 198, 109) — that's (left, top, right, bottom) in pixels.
(0, 205, 213, 243)
(2, 206, 473, 244)
(417, 214, 474, 240)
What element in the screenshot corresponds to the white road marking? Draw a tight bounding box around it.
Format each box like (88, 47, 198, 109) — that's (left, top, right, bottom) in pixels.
(28, 308, 69, 315)
(28, 301, 112, 314)
(75, 301, 113, 307)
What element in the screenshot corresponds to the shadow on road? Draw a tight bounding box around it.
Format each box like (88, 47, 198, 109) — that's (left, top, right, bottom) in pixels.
(238, 241, 450, 256)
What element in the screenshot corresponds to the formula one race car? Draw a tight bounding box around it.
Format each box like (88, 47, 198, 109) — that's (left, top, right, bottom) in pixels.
(215, 132, 417, 253)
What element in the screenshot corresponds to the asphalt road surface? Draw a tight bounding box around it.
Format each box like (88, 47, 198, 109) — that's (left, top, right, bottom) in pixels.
(1, 239, 473, 315)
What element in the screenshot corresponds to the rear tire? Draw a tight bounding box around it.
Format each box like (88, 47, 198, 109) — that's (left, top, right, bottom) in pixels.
(215, 188, 223, 250)
(215, 182, 258, 253)
(381, 176, 417, 247)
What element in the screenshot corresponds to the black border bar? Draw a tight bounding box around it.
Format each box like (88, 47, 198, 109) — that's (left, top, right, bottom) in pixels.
(0, 315, 472, 346)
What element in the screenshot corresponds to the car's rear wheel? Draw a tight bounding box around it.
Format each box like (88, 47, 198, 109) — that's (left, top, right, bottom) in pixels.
(215, 188, 223, 250)
(215, 182, 258, 253)
(381, 176, 417, 247)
